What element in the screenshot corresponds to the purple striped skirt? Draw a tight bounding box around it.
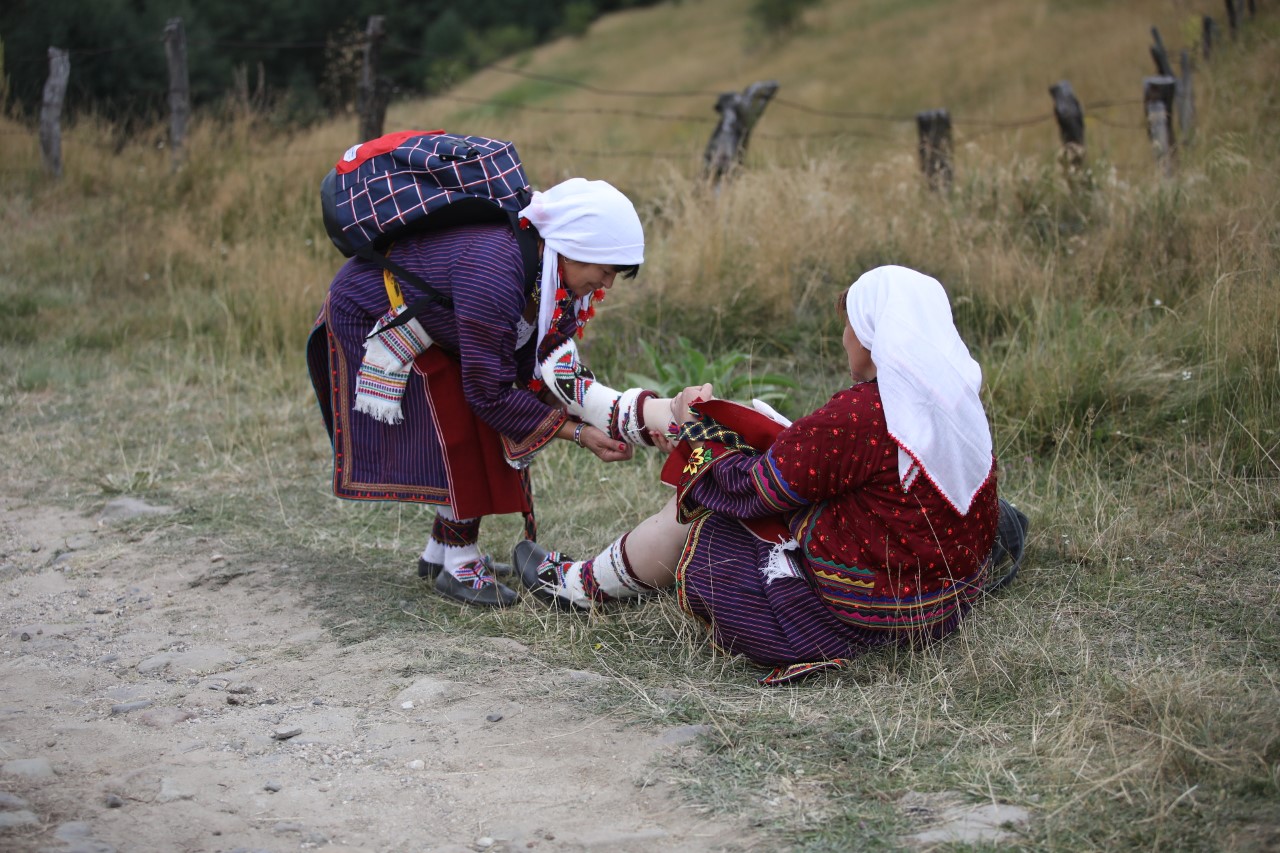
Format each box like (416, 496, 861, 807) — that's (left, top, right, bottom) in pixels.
(676, 515, 967, 667)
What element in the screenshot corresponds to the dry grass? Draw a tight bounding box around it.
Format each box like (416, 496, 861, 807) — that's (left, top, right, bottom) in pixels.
(3, 1, 1279, 849)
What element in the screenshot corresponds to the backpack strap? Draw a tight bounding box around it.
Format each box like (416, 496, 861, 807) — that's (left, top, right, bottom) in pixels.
(367, 211, 541, 339)
(355, 244, 453, 309)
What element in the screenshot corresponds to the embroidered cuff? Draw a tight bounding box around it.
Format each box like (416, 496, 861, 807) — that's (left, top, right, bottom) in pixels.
(501, 407, 569, 468)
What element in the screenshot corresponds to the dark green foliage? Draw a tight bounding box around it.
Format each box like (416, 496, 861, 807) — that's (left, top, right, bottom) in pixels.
(0, 0, 664, 125)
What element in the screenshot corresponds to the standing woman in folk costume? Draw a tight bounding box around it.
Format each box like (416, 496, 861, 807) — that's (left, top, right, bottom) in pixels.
(516, 265, 1028, 682)
(308, 178, 674, 607)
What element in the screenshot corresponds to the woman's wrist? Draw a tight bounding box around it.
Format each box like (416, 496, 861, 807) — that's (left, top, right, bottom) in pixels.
(572, 422, 586, 447)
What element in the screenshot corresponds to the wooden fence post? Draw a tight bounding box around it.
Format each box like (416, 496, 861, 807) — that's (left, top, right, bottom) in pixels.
(1049, 80, 1085, 174)
(1202, 16, 1218, 60)
(1150, 27, 1175, 76)
(916, 108, 952, 192)
(1143, 75, 1177, 176)
(357, 15, 388, 142)
(39, 47, 70, 179)
(1177, 50, 1195, 145)
(702, 80, 779, 184)
(1225, 0, 1239, 39)
(163, 18, 190, 170)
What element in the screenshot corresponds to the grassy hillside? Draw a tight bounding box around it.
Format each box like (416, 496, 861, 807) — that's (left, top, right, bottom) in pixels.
(2, 0, 1278, 849)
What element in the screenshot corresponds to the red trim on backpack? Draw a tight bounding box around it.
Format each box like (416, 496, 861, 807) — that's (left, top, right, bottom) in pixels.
(334, 130, 446, 174)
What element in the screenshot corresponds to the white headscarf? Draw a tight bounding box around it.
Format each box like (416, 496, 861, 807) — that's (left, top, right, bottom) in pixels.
(845, 265, 994, 515)
(517, 178, 645, 377)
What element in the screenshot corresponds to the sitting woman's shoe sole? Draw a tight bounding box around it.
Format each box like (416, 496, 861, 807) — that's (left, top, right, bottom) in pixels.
(987, 499, 1029, 593)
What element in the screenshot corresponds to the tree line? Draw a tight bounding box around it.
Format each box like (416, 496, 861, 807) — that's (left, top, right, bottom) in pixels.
(1, 0, 660, 127)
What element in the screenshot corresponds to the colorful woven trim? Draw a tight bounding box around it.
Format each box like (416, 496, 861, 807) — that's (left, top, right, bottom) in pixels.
(377, 311, 431, 363)
(675, 416, 756, 452)
(352, 304, 432, 425)
(578, 558, 612, 603)
(353, 361, 410, 406)
(453, 556, 497, 590)
(788, 504, 983, 632)
(758, 659, 849, 686)
(750, 451, 812, 513)
(431, 513, 481, 548)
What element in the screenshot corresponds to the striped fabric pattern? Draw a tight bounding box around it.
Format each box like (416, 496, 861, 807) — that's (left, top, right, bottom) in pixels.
(308, 223, 571, 502)
(751, 451, 811, 514)
(676, 515, 906, 666)
(352, 359, 409, 405)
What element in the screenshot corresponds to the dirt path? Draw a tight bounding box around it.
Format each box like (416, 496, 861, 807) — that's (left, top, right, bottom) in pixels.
(0, 495, 754, 853)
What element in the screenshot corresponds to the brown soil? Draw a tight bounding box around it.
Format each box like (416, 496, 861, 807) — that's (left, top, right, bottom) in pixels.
(0, 494, 755, 853)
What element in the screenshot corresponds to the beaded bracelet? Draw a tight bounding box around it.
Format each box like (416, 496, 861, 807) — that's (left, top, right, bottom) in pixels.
(573, 422, 586, 447)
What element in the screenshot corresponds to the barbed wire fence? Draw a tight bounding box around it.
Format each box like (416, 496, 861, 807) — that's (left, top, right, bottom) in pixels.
(4, 0, 1265, 186)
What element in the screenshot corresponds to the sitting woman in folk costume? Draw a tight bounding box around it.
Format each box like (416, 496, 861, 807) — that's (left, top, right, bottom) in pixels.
(515, 265, 1028, 682)
(309, 178, 676, 608)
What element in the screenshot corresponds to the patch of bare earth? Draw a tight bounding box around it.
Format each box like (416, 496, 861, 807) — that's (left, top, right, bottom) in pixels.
(0, 494, 756, 853)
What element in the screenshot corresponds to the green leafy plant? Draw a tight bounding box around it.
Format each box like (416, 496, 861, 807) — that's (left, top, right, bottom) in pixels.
(624, 336, 799, 409)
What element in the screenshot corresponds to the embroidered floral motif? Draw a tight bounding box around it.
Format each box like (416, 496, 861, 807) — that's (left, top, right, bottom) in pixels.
(682, 446, 714, 476)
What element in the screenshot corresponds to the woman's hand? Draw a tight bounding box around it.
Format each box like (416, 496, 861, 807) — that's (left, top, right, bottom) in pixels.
(671, 384, 714, 427)
(648, 430, 677, 454)
(580, 424, 633, 462)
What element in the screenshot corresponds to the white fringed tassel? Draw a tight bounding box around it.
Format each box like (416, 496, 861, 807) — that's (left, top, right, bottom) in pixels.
(353, 309, 432, 425)
(760, 539, 801, 585)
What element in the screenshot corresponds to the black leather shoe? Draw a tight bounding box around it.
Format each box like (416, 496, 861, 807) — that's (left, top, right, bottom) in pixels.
(433, 560, 518, 608)
(418, 557, 514, 579)
(513, 540, 585, 611)
(987, 499, 1029, 593)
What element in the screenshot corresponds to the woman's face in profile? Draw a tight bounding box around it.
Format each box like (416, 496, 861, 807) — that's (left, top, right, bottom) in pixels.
(561, 258, 622, 299)
(842, 316, 876, 383)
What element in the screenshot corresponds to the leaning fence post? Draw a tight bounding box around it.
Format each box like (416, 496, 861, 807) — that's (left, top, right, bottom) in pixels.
(1049, 80, 1085, 175)
(916, 109, 953, 192)
(357, 15, 388, 142)
(39, 47, 70, 179)
(1150, 27, 1175, 76)
(1143, 76, 1177, 176)
(702, 79, 779, 184)
(1177, 51, 1196, 145)
(1202, 16, 1218, 60)
(163, 18, 190, 170)
(1225, 0, 1239, 39)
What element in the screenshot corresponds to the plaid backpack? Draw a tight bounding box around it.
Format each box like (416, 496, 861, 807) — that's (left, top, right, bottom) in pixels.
(320, 130, 538, 319)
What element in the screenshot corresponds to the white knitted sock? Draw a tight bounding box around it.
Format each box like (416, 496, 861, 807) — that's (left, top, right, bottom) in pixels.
(539, 339, 654, 445)
(544, 534, 646, 607)
(423, 506, 489, 581)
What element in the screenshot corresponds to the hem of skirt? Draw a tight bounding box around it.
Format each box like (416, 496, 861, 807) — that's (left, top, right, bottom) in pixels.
(332, 483, 451, 504)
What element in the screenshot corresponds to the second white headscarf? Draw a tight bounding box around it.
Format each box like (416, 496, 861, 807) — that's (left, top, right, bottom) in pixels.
(845, 265, 994, 515)
(517, 178, 645, 377)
